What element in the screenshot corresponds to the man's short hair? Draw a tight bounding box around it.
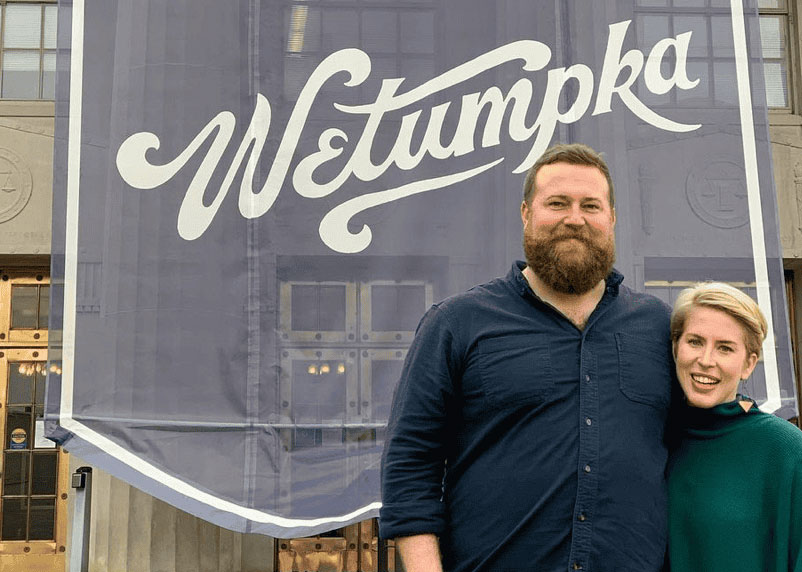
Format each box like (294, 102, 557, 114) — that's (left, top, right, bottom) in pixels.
(523, 143, 615, 208)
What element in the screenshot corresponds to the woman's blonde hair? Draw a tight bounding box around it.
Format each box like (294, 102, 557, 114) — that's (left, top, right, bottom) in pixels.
(669, 282, 768, 358)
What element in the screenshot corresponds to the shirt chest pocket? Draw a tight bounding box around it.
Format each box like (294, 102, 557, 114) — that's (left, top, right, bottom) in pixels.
(615, 332, 672, 409)
(476, 334, 555, 410)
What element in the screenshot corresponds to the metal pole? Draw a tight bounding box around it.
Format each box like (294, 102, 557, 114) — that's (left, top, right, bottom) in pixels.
(68, 466, 93, 572)
(378, 537, 389, 571)
(395, 540, 404, 572)
(378, 538, 405, 572)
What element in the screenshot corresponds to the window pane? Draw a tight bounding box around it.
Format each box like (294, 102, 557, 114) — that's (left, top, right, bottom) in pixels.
(291, 285, 319, 330)
(292, 360, 346, 422)
(676, 61, 709, 103)
(11, 285, 38, 328)
(4, 4, 42, 49)
(28, 498, 54, 540)
(35, 374, 45, 408)
(371, 359, 403, 420)
(8, 365, 33, 405)
(3, 451, 30, 496)
(31, 453, 57, 495)
(43, 5, 57, 50)
(321, 10, 358, 52)
(290, 284, 346, 331)
(38, 285, 50, 329)
(362, 11, 397, 53)
(293, 427, 319, 449)
(400, 11, 433, 54)
(764, 61, 789, 107)
(2, 50, 39, 99)
(6, 406, 32, 450)
(364, 56, 397, 94)
(711, 16, 735, 58)
(317, 286, 346, 331)
(674, 16, 708, 59)
(673, 0, 706, 6)
(759, 0, 786, 8)
(284, 5, 320, 53)
(759, 16, 786, 59)
(371, 285, 425, 331)
(713, 61, 739, 106)
(283, 54, 317, 101)
(42, 51, 55, 99)
(1, 497, 28, 540)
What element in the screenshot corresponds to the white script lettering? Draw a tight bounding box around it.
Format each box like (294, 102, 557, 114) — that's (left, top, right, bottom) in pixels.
(116, 19, 699, 253)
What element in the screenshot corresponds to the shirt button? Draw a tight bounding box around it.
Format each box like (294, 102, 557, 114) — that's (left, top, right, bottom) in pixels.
(583, 464, 591, 473)
(585, 418, 592, 426)
(585, 374, 591, 382)
(578, 513, 587, 522)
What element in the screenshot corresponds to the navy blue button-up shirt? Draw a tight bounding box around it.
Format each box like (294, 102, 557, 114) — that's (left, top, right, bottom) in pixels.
(380, 262, 675, 572)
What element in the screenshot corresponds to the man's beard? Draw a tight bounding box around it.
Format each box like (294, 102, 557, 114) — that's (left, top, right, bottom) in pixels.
(523, 224, 616, 295)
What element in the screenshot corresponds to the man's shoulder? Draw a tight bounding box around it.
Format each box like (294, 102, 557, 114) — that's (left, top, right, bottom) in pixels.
(434, 274, 514, 315)
(616, 283, 672, 319)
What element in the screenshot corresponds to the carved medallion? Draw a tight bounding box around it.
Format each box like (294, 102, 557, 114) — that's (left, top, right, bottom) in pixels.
(685, 161, 748, 228)
(0, 147, 33, 224)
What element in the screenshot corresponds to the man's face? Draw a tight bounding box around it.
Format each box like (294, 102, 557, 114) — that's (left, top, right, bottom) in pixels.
(521, 162, 616, 294)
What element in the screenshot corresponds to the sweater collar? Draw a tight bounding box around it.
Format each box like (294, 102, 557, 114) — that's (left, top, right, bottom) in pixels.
(681, 395, 762, 438)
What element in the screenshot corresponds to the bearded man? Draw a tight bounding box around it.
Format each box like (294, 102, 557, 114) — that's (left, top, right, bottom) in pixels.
(380, 143, 675, 572)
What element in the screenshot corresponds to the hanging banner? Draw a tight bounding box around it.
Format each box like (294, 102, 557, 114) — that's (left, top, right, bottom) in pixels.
(47, 0, 797, 537)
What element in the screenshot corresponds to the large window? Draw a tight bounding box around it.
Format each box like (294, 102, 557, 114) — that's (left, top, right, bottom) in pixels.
(0, 270, 67, 569)
(278, 279, 432, 439)
(634, 0, 794, 110)
(759, 0, 792, 108)
(275, 264, 435, 570)
(0, 1, 57, 100)
(283, 0, 435, 101)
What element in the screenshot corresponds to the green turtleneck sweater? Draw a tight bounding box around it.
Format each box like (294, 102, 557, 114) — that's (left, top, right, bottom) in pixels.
(668, 398, 802, 572)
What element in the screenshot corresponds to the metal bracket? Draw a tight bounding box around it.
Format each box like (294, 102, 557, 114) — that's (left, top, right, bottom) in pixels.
(69, 466, 93, 572)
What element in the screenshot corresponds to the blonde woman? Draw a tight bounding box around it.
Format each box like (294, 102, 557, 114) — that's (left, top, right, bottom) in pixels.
(668, 282, 802, 571)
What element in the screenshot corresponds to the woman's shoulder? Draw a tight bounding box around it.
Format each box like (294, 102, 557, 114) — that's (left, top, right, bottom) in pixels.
(749, 410, 802, 458)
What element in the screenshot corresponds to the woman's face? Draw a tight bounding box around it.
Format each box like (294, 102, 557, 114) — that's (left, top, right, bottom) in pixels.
(674, 306, 758, 409)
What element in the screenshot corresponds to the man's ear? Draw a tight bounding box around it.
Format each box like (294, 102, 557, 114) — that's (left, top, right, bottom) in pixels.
(611, 207, 616, 227)
(521, 200, 529, 226)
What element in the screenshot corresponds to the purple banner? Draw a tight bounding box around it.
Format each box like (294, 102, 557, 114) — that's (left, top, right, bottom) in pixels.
(46, 0, 796, 536)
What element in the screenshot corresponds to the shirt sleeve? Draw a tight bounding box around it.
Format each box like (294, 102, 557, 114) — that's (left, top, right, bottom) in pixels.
(379, 304, 462, 540)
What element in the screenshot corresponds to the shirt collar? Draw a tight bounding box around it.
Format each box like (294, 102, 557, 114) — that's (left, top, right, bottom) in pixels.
(509, 260, 624, 298)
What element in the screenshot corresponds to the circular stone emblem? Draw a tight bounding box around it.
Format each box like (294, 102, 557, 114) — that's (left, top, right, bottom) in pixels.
(685, 161, 749, 229)
(0, 147, 33, 224)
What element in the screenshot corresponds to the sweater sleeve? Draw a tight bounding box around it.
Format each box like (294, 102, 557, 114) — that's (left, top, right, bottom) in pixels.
(789, 444, 802, 572)
(379, 305, 461, 540)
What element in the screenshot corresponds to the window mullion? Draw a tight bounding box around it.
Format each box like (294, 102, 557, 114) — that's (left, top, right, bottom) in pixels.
(38, 4, 43, 99)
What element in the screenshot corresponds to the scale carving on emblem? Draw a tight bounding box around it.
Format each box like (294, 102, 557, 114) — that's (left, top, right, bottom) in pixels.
(685, 161, 748, 229)
(0, 147, 33, 224)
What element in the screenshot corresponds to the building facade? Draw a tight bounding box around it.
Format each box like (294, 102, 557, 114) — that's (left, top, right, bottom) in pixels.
(0, 1, 800, 570)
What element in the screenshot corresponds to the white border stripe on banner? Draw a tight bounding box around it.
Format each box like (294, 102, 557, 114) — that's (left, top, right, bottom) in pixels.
(730, 0, 781, 413)
(62, 0, 85, 421)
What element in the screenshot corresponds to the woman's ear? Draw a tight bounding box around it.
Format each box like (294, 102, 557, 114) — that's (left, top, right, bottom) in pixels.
(741, 352, 759, 380)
